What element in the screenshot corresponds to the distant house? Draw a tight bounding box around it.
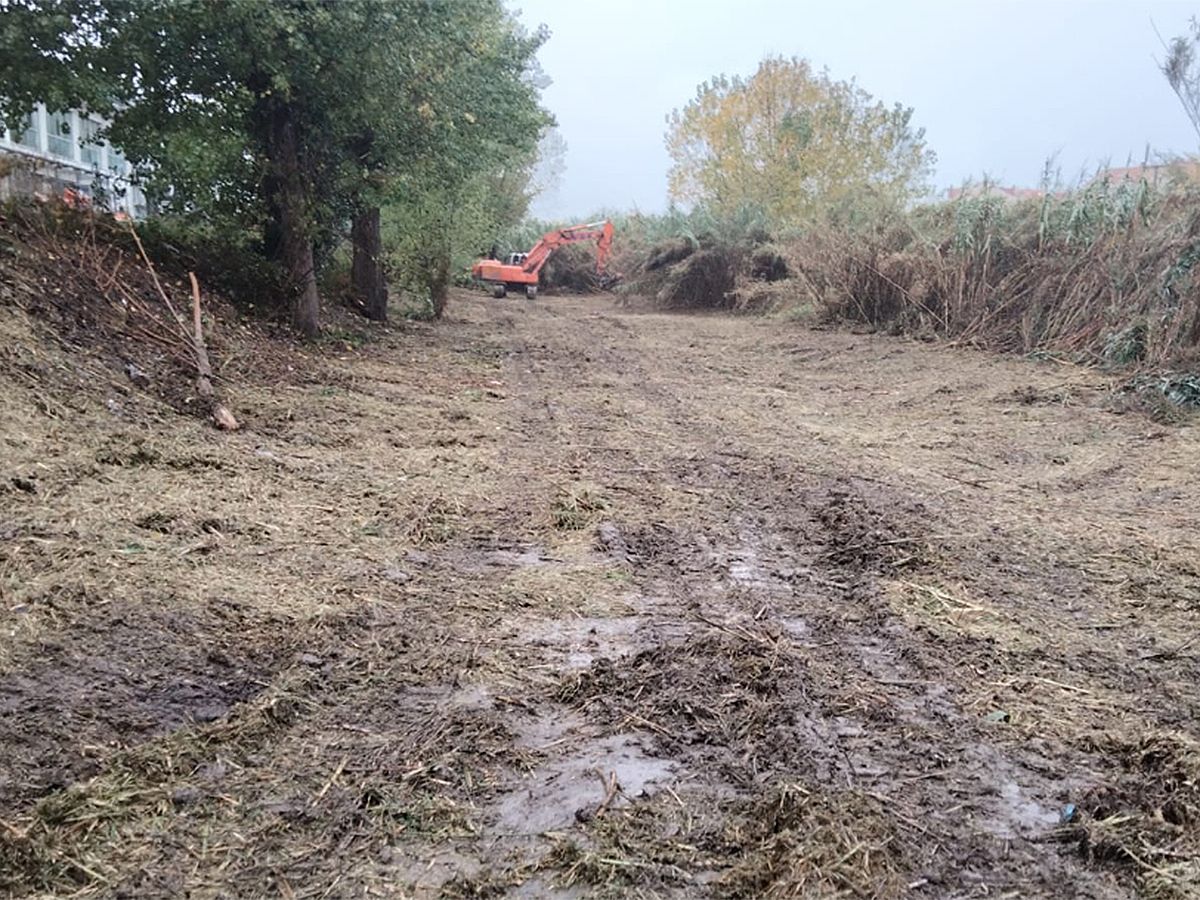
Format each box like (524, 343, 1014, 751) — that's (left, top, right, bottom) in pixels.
(0, 103, 147, 218)
(1088, 160, 1200, 187)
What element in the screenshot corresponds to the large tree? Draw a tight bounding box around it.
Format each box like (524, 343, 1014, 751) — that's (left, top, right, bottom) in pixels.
(0, 0, 549, 334)
(665, 56, 935, 230)
(381, 13, 550, 318)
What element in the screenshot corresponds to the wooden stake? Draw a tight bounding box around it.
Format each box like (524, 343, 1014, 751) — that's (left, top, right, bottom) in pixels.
(189, 271, 239, 431)
(190, 272, 214, 397)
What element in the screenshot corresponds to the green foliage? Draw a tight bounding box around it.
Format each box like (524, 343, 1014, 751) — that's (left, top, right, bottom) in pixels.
(1103, 320, 1148, 365)
(378, 7, 551, 314)
(1124, 372, 1200, 424)
(665, 56, 935, 232)
(0, 0, 550, 332)
(1157, 373, 1200, 406)
(384, 171, 514, 315)
(134, 215, 287, 313)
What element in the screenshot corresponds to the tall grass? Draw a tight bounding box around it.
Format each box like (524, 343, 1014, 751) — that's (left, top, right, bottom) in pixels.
(796, 178, 1200, 366)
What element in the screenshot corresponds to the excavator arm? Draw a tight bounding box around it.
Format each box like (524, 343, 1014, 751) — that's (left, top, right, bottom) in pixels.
(520, 220, 614, 277)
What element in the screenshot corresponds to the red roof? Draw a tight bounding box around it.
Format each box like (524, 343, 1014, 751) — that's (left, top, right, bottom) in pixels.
(1089, 160, 1200, 185)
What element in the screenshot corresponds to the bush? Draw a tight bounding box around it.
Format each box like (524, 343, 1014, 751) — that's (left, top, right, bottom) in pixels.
(136, 216, 287, 315)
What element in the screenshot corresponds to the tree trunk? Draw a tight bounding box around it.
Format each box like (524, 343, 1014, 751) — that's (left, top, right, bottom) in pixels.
(351, 206, 387, 321)
(428, 251, 451, 319)
(269, 105, 321, 338)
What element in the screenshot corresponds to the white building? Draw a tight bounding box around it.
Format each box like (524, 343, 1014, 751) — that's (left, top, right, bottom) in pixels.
(0, 103, 148, 218)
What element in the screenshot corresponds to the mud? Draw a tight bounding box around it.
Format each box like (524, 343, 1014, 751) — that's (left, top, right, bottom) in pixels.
(2, 291, 1199, 897)
(0, 600, 281, 815)
(497, 731, 675, 833)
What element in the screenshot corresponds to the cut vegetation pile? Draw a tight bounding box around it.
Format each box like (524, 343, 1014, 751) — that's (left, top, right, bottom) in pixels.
(649, 247, 738, 310)
(537, 242, 604, 293)
(557, 630, 802, 784)
(549, 782, 910, 898)
(1063, 731, 1200, 897)
(623, 234, 789, 312)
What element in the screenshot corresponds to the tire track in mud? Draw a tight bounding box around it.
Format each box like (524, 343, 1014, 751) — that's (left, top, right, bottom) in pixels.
(5, 294, 1195, 897)
(541, 486, 1106, 897)
(436, 307, 1130, 897)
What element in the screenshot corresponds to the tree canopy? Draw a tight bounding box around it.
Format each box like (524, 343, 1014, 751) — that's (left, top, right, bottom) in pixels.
(665, 56, 935, 230)
(0, 0, 551, 333)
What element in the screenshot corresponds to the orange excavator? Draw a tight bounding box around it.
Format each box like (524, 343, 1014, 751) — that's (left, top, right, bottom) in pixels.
(471, 220, 615, 299)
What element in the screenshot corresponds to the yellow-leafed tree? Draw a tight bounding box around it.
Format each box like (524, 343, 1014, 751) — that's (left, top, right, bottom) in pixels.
(666, 57, 935, 229)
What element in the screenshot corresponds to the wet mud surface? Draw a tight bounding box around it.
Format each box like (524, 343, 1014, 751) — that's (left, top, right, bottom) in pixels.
(2, 293, 1199, 897)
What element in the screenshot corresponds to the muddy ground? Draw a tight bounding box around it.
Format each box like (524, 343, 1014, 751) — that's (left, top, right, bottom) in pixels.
(2, 290, 1199, 899)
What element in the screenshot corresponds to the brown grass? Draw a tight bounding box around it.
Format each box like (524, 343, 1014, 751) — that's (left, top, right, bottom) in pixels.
(786, 186, 1200, 370)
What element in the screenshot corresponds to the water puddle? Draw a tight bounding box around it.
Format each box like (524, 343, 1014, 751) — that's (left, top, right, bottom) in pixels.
(496, 732, 677, 834)
(962, 745, 1061, 839)
(727, 545, 789, 591)
(424, 543, 561, 574)
(522, 615, 642, 670)
(996, 780, 1059, 834)
(777, 616, 809, 637)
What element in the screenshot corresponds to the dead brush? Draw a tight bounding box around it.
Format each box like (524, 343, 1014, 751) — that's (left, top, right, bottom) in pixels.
(0, 200, 237, 424)
(541, 782, 909, 899)
(650, 247, 738, 310)
(813, 484, 936, 574)
(621, 236, 744, 311)
(793, 181, 1200, 369)
(1058, 731, 1200, 898)
(545, 794, 725, 893)
(716, 783, 908, 899)
(555, 629, 802, 784)
(729, 278, 804, 315)
(551, 486, 609, 531)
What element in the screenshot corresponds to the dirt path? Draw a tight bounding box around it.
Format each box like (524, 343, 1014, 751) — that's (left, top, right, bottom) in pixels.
(2, 292, 1199, 898)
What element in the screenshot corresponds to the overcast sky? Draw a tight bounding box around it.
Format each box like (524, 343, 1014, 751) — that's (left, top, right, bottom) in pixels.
(514, 0, 1200, 219)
